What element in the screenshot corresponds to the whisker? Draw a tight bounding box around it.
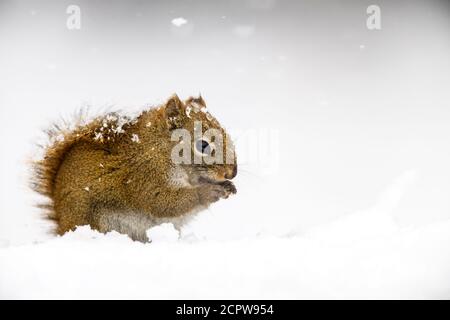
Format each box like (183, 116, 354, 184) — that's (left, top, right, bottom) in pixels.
(236, 169, 265, 182)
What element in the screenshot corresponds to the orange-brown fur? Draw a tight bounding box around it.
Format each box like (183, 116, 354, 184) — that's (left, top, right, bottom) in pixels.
(32, 94, 237, 242)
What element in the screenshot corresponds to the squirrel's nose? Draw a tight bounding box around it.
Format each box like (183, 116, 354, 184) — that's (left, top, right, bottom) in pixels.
(225, 164, 237, 180)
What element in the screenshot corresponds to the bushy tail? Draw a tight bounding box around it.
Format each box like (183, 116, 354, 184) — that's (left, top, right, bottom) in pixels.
(31, 108, 134, 221)
(31, 109, 92, 221)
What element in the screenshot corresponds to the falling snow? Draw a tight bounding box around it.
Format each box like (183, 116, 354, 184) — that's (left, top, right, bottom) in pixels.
(171, 17, 187, 27)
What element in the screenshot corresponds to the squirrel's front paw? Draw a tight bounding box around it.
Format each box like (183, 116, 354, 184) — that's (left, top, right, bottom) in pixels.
(199, 181, 236, 204)
(219, 180, 237, 198)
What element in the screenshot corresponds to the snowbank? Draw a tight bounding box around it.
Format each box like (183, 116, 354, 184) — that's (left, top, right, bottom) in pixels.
(1, 216, 449, 299)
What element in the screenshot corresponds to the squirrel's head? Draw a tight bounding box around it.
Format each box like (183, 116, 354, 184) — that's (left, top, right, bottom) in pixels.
(163, 94, 237, 187)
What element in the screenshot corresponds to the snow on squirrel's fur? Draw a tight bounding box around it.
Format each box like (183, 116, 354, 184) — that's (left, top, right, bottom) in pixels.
(31, 107, 139, 220)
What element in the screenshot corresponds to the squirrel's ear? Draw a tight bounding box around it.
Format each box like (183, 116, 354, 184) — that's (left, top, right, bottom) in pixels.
(165, 94, 184, 130)
(165, 94, 183, 117)
(197, 94, 206, 107)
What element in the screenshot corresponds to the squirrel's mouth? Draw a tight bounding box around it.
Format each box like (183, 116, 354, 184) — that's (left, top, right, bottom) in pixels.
(198, 176, 230, 185)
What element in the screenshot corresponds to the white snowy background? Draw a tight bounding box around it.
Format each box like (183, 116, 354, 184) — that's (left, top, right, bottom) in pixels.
(1, 0, 450, 299)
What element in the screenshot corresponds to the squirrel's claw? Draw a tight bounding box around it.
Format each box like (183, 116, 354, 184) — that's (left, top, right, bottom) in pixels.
(220, 180, 237, 196)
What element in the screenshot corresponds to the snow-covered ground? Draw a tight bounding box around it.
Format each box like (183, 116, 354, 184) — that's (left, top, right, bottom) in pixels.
(1, 170, 450, 299)
(1, 0, 450, 299)
(1, 217, 449, 299)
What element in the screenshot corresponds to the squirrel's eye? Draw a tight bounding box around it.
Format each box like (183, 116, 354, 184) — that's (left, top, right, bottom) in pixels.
(195, 139, 211, 155)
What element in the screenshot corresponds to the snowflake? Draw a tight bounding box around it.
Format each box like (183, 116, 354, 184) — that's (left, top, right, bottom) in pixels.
(94, 132, 103, 141)
(171, 17, 187, 27)
(131, 134, 140, 143)
(185, 105, 192, 118)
